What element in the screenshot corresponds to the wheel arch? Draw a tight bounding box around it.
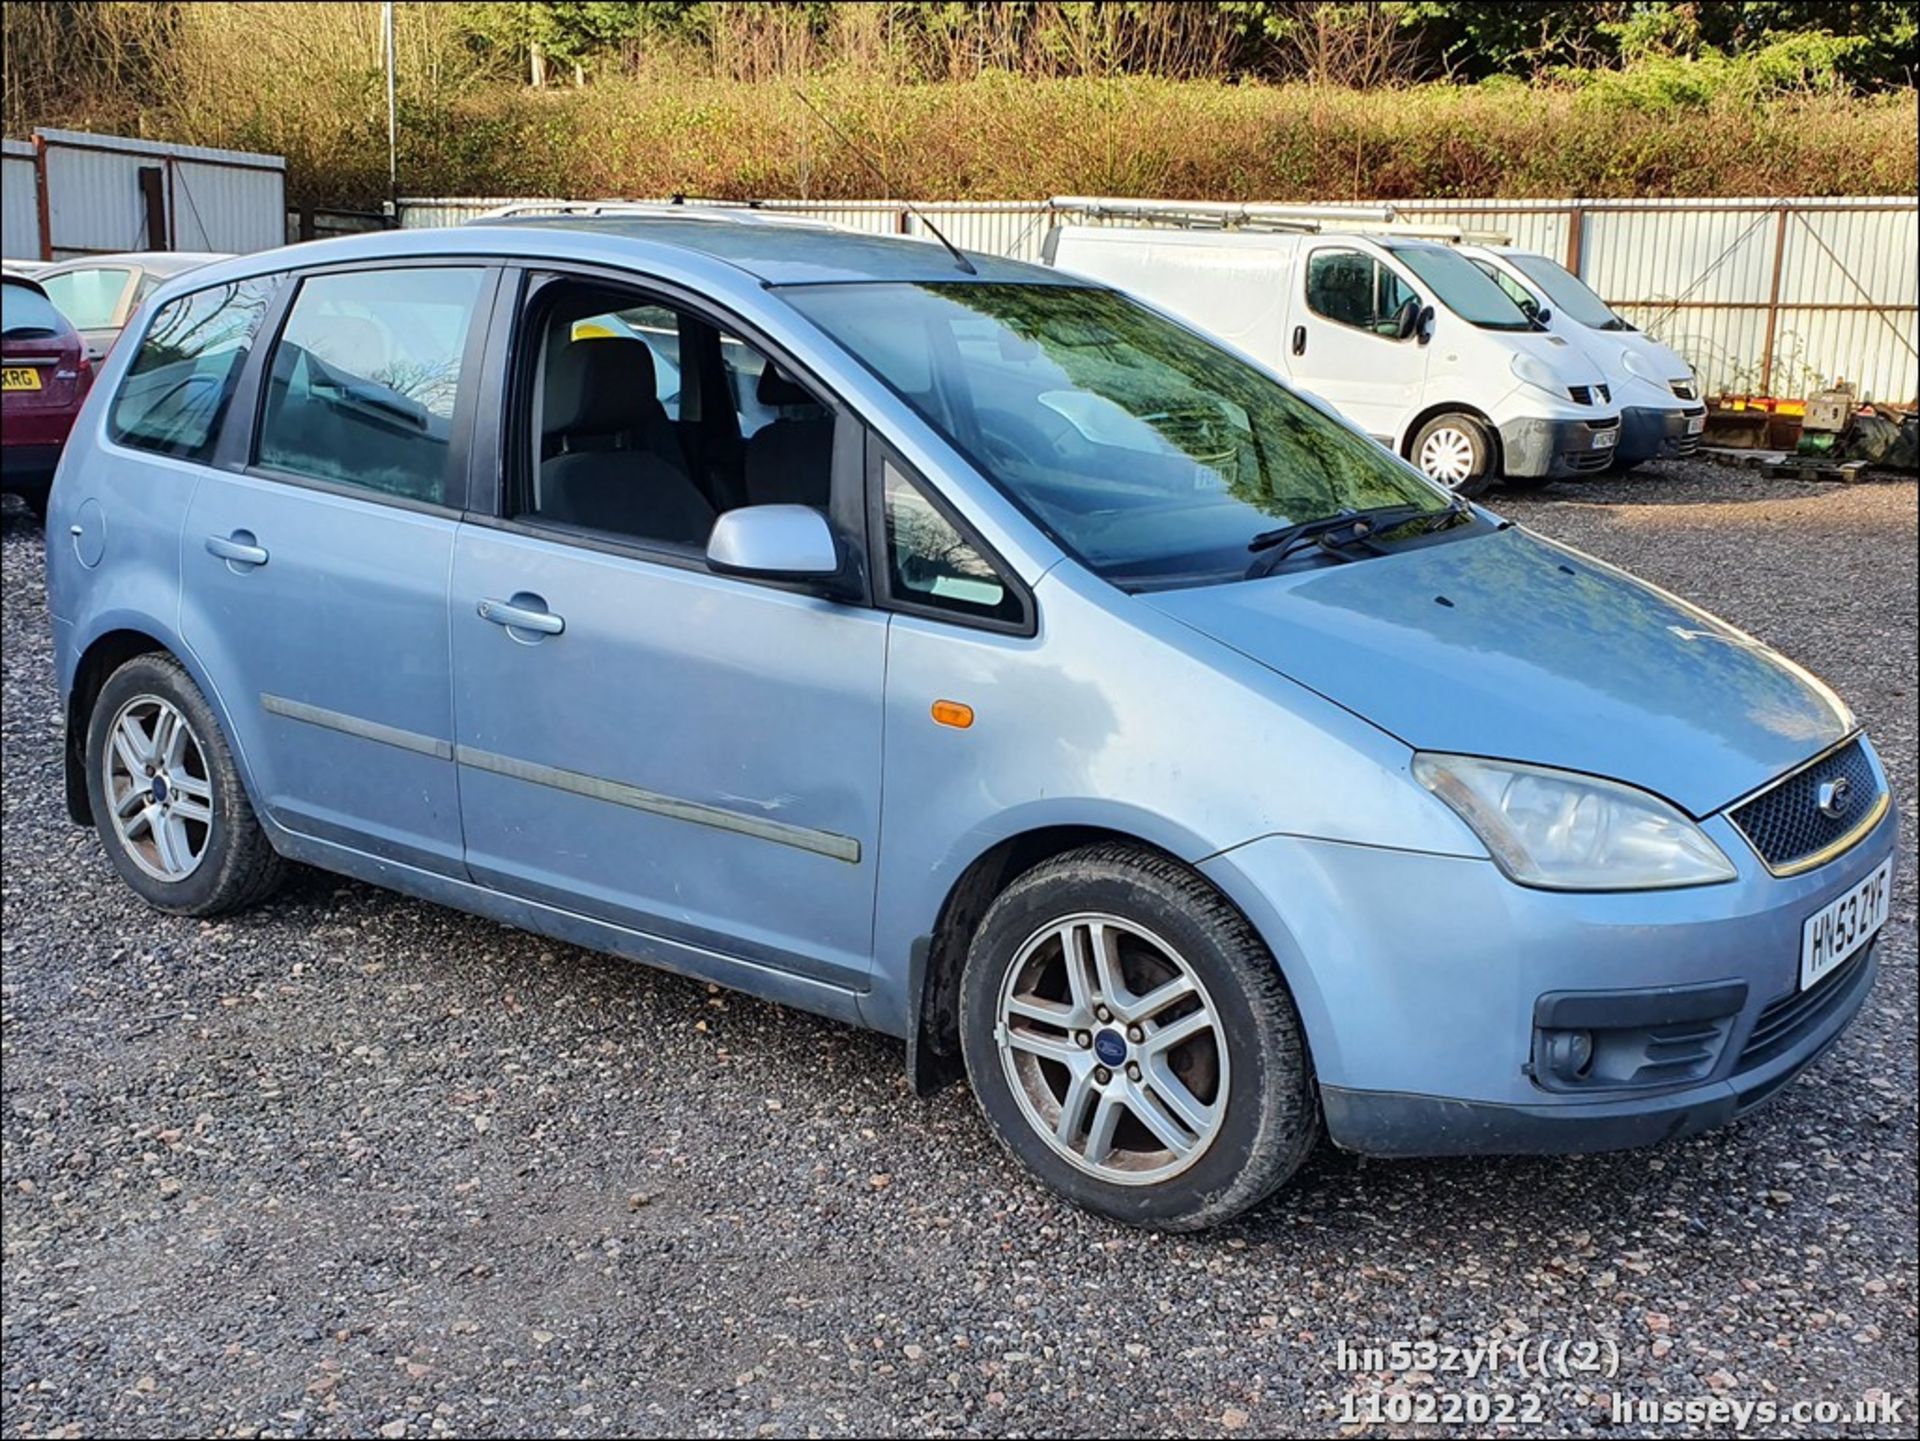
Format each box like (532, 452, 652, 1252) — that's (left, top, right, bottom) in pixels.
(64, 622, 256, 828)
(903, 821, 1320, 1099)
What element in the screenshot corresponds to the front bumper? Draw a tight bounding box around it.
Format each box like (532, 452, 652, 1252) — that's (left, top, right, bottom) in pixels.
(1499, 414, 1620, 478)
(1201, 789, 1898, 1159)
(1617, 403, 1708, 465)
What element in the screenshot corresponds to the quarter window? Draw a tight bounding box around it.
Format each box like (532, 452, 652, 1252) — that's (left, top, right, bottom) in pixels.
(108, 277, 277, 462)
(257, 267, 483, 505)
(882, 460, 1020, 624)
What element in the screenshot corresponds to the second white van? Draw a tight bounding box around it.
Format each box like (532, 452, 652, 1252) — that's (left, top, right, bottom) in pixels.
(1044, 225, 1622, 493)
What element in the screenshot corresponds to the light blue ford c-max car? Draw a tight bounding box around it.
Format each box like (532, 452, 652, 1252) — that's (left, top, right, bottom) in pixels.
(42, 209, 1898, 1230)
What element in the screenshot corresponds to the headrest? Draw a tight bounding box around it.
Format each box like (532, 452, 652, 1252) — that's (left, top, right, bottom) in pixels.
(756, 361, 814, 408)
(544, 335, 658, 437)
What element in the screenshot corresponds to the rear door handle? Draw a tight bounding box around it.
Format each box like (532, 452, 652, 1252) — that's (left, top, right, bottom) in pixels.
(206, 531, 269, 568)
(478, 596, 565, 637)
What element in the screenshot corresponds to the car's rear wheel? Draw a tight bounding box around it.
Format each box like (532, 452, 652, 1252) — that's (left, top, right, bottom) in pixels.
(959, 844, 1318, 1231)
(85, 653, 287, 916)
(1411, 414, 1495, 495)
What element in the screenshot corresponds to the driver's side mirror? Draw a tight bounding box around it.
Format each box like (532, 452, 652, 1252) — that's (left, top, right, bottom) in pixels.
(1533, 306, 1553, 327)
(1412, 303, 1435, 344)
(706, 504, 839, 581)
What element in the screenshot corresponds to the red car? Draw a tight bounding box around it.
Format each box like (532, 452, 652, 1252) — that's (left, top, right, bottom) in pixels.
(3, 273, 93, 519)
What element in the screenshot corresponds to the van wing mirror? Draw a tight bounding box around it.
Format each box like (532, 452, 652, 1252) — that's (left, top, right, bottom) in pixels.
(1394, 298, 1422, 340)
(706, 505, 840, 581)
(1416, 304, 1435, 344)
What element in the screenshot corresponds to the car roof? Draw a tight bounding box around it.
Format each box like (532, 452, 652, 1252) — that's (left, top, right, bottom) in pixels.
(463, 211, 1065, 286)
(170, 210, 1067, 291)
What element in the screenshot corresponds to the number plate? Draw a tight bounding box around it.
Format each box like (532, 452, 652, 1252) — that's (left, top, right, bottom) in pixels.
(1685, 413, 1706, 435)
(1, 366, 43, 392)
(1590, 428, 1618, 450)
(1800, 858, 1892, 990)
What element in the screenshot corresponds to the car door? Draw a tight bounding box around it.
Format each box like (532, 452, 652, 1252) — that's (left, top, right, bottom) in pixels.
(1288, 245, 1429, 442)
(449, 270, 886, 991)
(178, 261, 496, 876)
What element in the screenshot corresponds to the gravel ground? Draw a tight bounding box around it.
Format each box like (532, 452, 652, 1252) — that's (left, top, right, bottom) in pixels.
(2, 460, 1915, 1439)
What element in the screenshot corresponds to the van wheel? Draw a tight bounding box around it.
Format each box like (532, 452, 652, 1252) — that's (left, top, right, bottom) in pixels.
(959, 844, 1318, 1231)
(85, 653, 287, 916)
(1411, 414, 1494, 495)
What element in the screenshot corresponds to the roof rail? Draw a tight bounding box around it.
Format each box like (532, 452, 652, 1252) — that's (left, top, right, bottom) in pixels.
(472, 199, 837, 228)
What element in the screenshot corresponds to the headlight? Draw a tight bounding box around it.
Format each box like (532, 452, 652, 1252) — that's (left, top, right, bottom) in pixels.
(1620, 348, 1664, 385)
(1509, 352, 1564, 397)
(1413, 753, 1737, 890)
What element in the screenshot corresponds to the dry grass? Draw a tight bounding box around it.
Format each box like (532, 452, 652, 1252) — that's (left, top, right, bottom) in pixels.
(4, 3, 1913, 208)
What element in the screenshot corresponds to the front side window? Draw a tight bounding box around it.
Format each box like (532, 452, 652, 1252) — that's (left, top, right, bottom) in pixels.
(109, 277, 277, 461)
(1305, 249, 1375, 330)
(1507, 252, 1630, 331)
(522, 279, 836, 549)
(40, 267, 131, 330)
(257, 267, 483, 505)
(785, 282, 1449, 591)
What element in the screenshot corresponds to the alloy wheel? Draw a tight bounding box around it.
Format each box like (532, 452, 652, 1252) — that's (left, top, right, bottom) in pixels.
(102, 694, 214, 881)
(994, 913, 1229, 1185)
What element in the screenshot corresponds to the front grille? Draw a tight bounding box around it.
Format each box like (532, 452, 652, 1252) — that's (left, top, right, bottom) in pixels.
(1729, 738, 1883, 873)
(1670, 379, 1697, 401)
(1738, 948, 1870, 1070)
(1568, 385, 1594, 406)
(1568, 446, 1613, 472)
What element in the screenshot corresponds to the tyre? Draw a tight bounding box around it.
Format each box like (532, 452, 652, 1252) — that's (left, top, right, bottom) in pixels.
(11, 481, 51, 520)
(85, 652, 287, 916)
(959, 843, 1318, 1231)
(1410, 413, 1495, 495)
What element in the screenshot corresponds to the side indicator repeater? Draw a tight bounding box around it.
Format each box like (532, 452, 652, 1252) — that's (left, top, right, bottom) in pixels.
(931, 699, 975, 730)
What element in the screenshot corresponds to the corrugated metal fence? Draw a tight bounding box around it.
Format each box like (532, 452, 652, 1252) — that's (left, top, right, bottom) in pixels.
(4, 129, 286, 262)
(399, 193, 1918, 403)
(1, 139, 38, 260)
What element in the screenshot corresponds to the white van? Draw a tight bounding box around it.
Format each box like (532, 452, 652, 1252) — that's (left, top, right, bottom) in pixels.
(1459, 245, 1707, 470)
(1043, 225, 1621, 492)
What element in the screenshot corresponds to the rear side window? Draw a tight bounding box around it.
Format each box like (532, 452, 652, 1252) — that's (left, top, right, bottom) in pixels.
(109, 278, 277, 462)
(257, 267, 483, 506)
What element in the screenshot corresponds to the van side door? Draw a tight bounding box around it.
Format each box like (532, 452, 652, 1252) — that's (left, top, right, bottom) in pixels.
(1287, 244, 1430, 443)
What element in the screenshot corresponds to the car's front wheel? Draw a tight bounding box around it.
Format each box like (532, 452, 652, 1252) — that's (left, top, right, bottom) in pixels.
(85, 652, 287, 916)
(959, 844, 1318, 1231)
(1411, 413, 1495, 494)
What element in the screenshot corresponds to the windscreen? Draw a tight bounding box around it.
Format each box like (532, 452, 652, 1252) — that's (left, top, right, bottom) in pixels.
(1388, 246, 1532, 331)
(1508, 252, 1630, 331)
(784, 282, 1448, 590)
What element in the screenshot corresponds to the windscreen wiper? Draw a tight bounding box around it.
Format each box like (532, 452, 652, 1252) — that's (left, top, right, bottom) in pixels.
(1245, 504, 1426, 578)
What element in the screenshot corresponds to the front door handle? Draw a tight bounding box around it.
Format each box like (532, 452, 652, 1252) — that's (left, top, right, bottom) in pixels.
(206, 531, 269, 569)
(478, 595, 565, 638)
(1291, 325, 1307, 356)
